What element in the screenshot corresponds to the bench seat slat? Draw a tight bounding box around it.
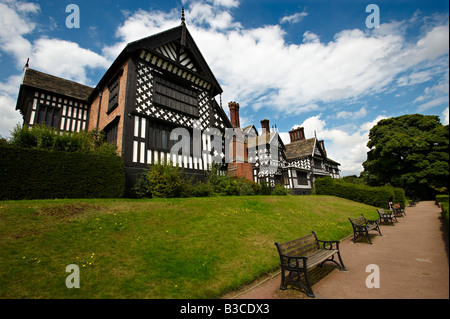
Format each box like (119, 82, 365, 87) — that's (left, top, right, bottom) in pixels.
(305, 249, 338, 269)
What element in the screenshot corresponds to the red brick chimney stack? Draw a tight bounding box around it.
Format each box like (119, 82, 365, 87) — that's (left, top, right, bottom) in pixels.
(228, 101, 240, 128)
(289, 127, 305, 143)
(261, 119, 270, 133)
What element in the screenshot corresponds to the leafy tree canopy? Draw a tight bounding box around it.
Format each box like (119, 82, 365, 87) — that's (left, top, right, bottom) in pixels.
(362, 114, 449, 199)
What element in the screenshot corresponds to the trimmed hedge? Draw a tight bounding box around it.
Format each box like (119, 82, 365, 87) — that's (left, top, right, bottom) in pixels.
(436, 195, 449, 231)
(441, 202, 449, 230)
(0, 146, 124, 200)
(436, 195, 449, 204)
(315, 176, 405, 209)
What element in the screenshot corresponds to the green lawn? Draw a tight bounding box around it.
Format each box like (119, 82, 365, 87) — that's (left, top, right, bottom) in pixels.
(0, 195, 378, 298)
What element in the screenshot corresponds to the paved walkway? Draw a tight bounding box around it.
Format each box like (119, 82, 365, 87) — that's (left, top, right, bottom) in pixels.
(225, 201, 449, 299)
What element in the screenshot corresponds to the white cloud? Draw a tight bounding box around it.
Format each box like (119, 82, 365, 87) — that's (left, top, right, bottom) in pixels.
(100, 3, 448, 118)
(0, 94, 22, 138)
(413, 71, 449, 111)
(397, 70, 433, 86)
(0, 1, 37, 67)
(302, 31, 320, 43)
(442, 107, 449, 125)
(280, 114, 388, 176)
(280, 9, 308, 24)
(336, 106, 367, 119)
(30, 38, 110, 85)
(417, 96, 449, 112)
(193, 0, 239, 8)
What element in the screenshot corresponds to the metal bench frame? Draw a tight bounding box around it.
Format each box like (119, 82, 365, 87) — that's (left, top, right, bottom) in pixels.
(274, 231, 346, 298)
(377, 208, 397, 225)
(348, 214, 382, 244)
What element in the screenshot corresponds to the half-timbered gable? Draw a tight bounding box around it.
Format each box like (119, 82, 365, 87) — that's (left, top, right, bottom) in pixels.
(247, 120, 287, 186)
(15, 15, 233, 194)
(16, 68, 93, 133)
(284, 127, 340, 194)
(124, 21, 230, 178)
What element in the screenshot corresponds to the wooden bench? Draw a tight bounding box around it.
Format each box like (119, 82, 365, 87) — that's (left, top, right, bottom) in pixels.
(274, 231, 346, 298)
(348, 214, 382, 244)
(408, 199, 418, 207)
(377, 208, 396, 225)
(390, 202, 406, 217)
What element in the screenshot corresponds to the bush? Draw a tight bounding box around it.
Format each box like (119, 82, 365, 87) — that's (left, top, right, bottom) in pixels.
(441, 202, 449, 231)
(436, 195, 449, 204)
(133, 161, 188, 198)
(190, 182, 214, 197)
(392, 187, 406, 208)
(272, 185, 288, 195)
(315, 176, 403, 208)
(8, 124, 117, 156)
(0, 146, 124, 200)
(260, 181, 272, 195)
(133, 161, 290, 199)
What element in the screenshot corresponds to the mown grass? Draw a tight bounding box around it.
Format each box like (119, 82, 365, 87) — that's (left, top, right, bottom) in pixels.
(0, 195, 378, 298)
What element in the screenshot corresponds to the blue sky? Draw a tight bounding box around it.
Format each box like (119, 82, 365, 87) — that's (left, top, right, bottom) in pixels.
(0, 0, 448, 176)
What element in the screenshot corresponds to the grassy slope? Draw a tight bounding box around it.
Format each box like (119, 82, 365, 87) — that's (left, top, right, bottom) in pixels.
(0, 195, 378, 298)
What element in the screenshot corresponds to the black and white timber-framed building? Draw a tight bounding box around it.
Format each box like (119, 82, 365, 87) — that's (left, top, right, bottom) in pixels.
(14, 11, 340, 195)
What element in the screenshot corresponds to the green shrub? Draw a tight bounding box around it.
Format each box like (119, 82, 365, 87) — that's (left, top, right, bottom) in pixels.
(392, 187, 406, 208)
(272, 184, 288, 195)
(260, 181, 272, 195)
(190, 182, 214, 197)
(436, 195, 449, 203)
(441, 202, 449, 231)
(235, 178, 256, 196)
(8, 124, 116, 156)
(133, 161, 188, 198)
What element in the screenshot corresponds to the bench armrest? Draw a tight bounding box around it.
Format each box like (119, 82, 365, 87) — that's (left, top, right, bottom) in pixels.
(317, 239, 340, 250)
(279, 254, 308, 270)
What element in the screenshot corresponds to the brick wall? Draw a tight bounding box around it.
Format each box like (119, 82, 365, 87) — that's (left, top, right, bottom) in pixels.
(88, 60, 128, 154)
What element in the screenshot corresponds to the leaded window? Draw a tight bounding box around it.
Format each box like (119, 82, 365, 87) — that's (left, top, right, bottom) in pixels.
(153, 75, 199, 117)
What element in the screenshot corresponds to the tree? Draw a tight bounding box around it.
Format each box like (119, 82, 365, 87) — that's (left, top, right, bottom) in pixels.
(362, 114, 449, 199)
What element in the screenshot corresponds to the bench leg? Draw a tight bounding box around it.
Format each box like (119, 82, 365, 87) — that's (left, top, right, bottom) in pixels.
(365, 230, 373, 244)
(376, 225, 382, 236)
(303, 271, 316, 298)
(279, 269, 287, 290)
(336, 251, 347, 271)
(280, 270, 316, 298)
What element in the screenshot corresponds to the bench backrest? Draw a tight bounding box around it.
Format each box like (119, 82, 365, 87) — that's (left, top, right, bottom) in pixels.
(275, 232, 319, 258)
(349, 215, 367, 227)
(377, 208, 385, 215)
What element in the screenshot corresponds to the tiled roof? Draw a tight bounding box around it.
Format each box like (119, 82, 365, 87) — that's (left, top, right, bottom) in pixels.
(284, 138, 316, 159)
(22, 68, 94, 101)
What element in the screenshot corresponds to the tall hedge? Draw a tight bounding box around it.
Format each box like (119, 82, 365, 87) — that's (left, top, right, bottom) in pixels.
(0, 146, 124, 200)
(315, 176, 405, 208)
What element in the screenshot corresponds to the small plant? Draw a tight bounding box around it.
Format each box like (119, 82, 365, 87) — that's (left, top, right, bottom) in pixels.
(190, 182, 214, 197)
(272, 184, 288, 195)
(260, 181, 272, 195)
(133, 160, 189, 198)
